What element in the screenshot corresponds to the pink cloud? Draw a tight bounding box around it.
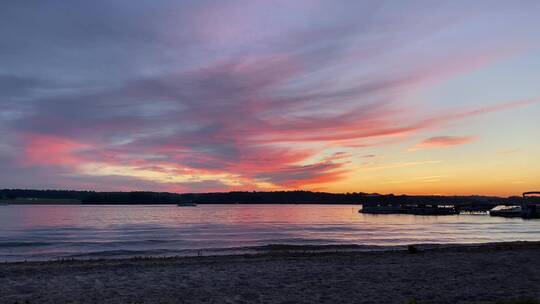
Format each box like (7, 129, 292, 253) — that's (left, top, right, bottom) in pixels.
(16, 51, 537, 190)
(413, 136, 475, 150)
(5, 6, 539, 192)
(21, 134, 88, 166)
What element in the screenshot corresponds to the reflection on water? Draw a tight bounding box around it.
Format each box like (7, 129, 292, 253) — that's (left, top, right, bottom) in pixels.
(0, 204, 538, 261)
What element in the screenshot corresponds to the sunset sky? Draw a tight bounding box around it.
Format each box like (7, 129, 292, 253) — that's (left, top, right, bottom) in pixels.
(1, 1, 539, 196)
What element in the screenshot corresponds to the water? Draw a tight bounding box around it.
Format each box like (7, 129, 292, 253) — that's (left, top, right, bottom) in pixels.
(1, 204, 539, 262)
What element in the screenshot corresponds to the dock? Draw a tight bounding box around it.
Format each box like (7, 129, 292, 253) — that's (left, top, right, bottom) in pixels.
(360, 203, 460, 215)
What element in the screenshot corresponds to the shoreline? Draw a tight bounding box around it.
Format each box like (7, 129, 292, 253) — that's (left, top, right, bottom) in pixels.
(5, 240, 540, 264)
(2, 241, 540, 303)
(4, 240, 540, 264)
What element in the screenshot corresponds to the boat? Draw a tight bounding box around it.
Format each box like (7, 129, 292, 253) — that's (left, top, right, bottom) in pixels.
(489, 192, 540, 219)
(489, 206, 522, 218)
(407, 204, 459, 216)
(177, 201, 197, 207)
(457, 204, 494, 214)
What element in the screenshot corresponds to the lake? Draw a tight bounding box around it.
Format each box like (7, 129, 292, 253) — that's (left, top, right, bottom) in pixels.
(1, 204, 539, 262)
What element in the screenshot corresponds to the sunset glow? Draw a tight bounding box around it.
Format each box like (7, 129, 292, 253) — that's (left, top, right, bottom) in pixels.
(1, 1, 539, 195)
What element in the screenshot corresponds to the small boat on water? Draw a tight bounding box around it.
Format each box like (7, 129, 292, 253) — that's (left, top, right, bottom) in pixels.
(177, 201, 197, 207)
(490, 192, 540, 219)
(457, 204, 494, 214)
(489, 206, 522, 218)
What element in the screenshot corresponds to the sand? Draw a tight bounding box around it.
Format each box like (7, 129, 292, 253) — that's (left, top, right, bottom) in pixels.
(1, 242, 540, 304)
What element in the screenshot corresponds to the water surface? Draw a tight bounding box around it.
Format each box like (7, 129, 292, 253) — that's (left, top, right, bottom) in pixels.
(1, 204, 539, 261)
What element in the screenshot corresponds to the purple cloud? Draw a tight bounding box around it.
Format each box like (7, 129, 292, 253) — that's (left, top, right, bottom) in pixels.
(1, 1, 539, 192)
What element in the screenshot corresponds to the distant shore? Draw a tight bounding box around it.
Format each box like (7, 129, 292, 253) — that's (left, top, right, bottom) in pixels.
(0, 198, 81, 205)
(2, 241, 540, 303)
(1, 188, 518, 206)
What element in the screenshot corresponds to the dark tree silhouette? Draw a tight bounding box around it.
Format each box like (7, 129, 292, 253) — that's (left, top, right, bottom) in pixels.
(0, 189, 509, 207)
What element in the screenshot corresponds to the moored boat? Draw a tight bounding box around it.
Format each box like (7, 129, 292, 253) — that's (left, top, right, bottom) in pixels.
(489, 192, 540, 219)
(457, 204, 494, 214)
(407, 205, 459, 215)
(489, 206, 522, 218)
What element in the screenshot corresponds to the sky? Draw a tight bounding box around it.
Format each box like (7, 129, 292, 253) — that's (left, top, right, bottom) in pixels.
(1, 1, 539, 196)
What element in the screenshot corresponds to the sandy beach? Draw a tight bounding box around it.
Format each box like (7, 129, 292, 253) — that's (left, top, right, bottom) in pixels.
(0, 242, 539, 304)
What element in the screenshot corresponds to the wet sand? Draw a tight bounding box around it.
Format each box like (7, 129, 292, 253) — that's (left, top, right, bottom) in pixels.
(1, 242, 540, 304)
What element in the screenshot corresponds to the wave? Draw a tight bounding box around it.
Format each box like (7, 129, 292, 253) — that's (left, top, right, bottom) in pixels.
(0, 241, 54, 247)
(61, 243, 402, 260)
(66, 248, 174, 258)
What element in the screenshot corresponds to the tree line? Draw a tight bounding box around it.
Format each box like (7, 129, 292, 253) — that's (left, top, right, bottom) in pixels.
(0, 189, 516, 206)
